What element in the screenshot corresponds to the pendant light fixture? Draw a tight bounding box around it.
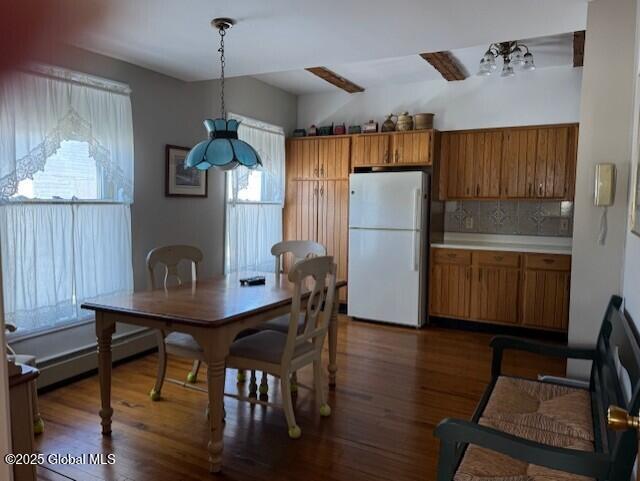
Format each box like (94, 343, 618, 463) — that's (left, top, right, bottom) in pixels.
(477, 41, 535, 78)
(185, 18, 261, 171)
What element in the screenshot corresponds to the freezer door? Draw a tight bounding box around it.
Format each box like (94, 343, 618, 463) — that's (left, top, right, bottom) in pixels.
(349, 172, 424, 230)
(347, 228, 422, 326)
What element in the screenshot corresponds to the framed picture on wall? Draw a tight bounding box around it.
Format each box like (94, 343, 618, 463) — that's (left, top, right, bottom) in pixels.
(165, 145, 208, 197)
(633, 163, 640, 236)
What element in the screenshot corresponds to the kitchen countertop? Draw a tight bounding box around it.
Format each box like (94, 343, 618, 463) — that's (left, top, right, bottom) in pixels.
(431, 234, 573, 255)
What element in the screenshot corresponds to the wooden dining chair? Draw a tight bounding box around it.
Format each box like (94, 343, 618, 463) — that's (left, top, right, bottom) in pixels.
(147, 245, 206, 401)
(5, 323, 44, 435)
(226, 255, 336, 439)
(245, 240, 327, 396)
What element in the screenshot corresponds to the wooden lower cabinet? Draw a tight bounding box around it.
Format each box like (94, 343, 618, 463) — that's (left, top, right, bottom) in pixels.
(429, 248, 570, 332)
(430, 262, 471, 318)
(521, 254, 571, 330)
(470, 266, 520, 325)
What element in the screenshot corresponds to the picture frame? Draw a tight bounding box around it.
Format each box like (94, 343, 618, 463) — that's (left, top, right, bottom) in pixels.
(165, 144, 208, 197)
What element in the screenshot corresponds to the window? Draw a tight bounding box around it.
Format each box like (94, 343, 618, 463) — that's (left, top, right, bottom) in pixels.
(13, 140, 99, 200)
(0, 65, 134, 335)
(225, 114, 285, 274)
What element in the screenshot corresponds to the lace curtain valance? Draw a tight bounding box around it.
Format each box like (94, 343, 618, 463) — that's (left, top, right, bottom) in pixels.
(228, 113, 285, 205)
(0, 65, 134, 203)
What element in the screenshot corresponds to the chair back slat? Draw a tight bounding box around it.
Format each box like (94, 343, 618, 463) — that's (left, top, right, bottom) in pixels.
(271, 240, 326, 279)
(281, 256, 336, 365)
(146, 245, 203, 291)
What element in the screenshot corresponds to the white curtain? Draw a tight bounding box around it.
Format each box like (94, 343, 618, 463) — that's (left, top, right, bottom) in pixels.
(0, 64, 134, 202)
(0, 204, 133, 333)
(0, 64, 134, 335)
(225, 114, 285, 274)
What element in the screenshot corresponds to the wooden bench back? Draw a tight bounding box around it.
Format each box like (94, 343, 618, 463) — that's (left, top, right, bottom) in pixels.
(592, 295, 639, 479)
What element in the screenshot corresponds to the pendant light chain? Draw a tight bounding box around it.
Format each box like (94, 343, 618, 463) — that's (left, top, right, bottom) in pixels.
(218, 26, 226, 118)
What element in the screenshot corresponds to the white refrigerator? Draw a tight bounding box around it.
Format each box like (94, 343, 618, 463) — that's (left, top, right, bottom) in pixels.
(348, 171, 430, 327)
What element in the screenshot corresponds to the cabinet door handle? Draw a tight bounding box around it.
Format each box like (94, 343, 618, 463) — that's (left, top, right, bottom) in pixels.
(320, 165, 324, 177)
(395, 150, 399, 163)
(314, 168, 319, 177)
(478, 270, 482, 282)
(466, 269, 470, 281)
(476, 185, 480, 196)
(538, 184, 543, 196)
(447, 253, 457, 258)
(314, 186, 318, 197)
(383, 150, 388, 163)
(494, 255, 504, 261)
(528, 184, 532, 196)
(320, 185, 324, 197)
(542, 258, 554, 264)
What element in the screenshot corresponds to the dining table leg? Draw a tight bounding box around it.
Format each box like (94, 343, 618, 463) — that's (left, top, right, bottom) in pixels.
(196, 331, 230, 474)
(96, 313, 116, 435)
(328, 296, 339, 387)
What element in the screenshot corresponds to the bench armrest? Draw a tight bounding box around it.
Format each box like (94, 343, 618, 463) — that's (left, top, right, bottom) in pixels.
(434, 418, 610, 481)
(490, 336, 597, 378)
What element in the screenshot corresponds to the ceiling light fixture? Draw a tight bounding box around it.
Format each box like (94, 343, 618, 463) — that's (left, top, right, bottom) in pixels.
(185, 18, 261, 171)
(477, 41, 535, 78)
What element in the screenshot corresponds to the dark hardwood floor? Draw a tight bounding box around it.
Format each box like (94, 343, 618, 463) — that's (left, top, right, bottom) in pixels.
(35, 316, 565, 481)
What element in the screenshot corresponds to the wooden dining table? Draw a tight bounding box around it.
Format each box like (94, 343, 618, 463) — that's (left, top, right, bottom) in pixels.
(81, 272, 346, 474)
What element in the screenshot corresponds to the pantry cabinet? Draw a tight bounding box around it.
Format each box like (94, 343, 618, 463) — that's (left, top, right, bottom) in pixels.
(429, 247, 571, 332)
(439, 123, 578, 201)
(283, 137, 350, 302)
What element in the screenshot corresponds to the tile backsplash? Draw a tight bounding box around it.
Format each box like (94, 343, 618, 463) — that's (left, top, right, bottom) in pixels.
(444, 200, 574, 237)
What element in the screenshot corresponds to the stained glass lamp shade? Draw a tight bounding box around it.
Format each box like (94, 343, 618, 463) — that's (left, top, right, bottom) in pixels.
(185, 119, 262, 171)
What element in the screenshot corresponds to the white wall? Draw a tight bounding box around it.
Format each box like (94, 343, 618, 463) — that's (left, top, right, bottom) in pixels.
(7, 46, 297, 386)
(568, 0, 637, 377)
(297, 67, 582, 131)
(623, 1, 640, 325)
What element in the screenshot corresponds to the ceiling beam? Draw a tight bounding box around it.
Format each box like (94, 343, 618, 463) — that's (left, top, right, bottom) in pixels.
(573, 30, 585, 67)
(305, 67, 364, 93)
(419, 51, 468, 81)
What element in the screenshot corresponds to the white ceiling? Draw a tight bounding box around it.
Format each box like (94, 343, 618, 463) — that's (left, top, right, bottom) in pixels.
(255, 33, 578, 95)
(72, 0, 588, 82)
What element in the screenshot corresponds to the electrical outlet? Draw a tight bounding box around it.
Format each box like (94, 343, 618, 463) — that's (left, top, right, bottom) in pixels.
(464, 217, 474, 230)
(559, 218, 569, 233)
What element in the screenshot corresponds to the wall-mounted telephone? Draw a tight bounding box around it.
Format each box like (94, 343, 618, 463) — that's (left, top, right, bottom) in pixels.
(594, 163, 616, 246)
(594, 163, 616, 207)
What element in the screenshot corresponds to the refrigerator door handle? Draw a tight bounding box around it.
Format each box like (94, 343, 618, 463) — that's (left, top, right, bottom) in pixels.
(410, 188, 421, 271)
(413, 188, 421, 230)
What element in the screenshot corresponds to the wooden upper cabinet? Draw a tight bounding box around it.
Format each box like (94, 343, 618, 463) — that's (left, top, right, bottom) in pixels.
(318, 137, 350, 179)
(288, 137, 351, 180)
(392, 131, 433, 165)
(351, 130, 434, 169)
(441, 124, 578, 200)
(351, 134, 391, 167)
(286, 138, 319, 179)
(501, 128, 537, 198)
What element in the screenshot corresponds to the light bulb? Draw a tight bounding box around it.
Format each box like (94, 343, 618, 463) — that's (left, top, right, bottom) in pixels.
(511, 49, 525, 66)
(477, 59, 492, 76)
(522, 52, 536, 71)
(501, 60, 515, 78)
